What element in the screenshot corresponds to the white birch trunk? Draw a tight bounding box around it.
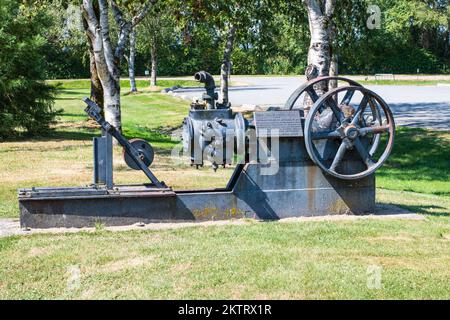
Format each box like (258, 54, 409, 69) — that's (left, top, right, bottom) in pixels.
(150, 43, 157, 86)
(128, 29, 137, 92)
(329, 22, 338, 89)
(104, 88, 121, 131)
(220, 25, 236, 107)
(304, 0, 336, 115)
(82, 0, 154, 133)
(329, 53, 338, 88)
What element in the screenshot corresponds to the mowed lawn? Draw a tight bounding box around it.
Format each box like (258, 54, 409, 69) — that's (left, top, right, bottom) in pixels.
(0, 81, 449, 299)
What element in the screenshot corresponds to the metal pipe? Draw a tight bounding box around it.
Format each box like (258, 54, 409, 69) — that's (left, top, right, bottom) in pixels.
(194, 71, 216, 109)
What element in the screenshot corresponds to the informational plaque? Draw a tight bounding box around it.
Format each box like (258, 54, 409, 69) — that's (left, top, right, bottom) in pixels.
(254, 110, 303, 137)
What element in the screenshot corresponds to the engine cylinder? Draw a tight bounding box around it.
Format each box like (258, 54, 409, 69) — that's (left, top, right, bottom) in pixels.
(182, 109, 247, 170)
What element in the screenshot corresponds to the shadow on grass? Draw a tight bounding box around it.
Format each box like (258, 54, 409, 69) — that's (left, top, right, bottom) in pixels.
(58, 113, 87, 118)
(378, 127, 450, 182)
(394, 204, 449, 217)
(44, 128, 180, 148)
(55, 89, 88, 95)
(45, 130, 98, 141)
(0, 129, 96, 143)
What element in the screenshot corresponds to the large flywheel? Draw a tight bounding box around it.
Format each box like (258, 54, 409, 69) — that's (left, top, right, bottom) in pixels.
(303, 85, 395, 180)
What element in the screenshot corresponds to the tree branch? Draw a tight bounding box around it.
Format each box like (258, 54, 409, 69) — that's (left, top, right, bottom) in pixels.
(81, 0, 113, 89)
(132, 0, 157, 28)
(304, 0, 323, 17)
(324, 0, 336, 18)
(98, 0, 116, 76)
(81, 0, 98, 39)
(110, 0, 156, 63)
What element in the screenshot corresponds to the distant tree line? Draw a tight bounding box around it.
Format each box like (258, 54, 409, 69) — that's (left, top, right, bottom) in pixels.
(43, 0, 449, 80)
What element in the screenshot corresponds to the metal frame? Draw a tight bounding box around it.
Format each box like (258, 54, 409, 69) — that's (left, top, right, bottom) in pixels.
(83, 97, 164, 188)
(93, 130, 113, 189)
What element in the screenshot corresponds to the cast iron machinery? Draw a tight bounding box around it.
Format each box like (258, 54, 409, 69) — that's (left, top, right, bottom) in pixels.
(18, 72, 395, 228)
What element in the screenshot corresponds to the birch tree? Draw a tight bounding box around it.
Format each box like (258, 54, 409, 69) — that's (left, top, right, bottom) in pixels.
(329, 22, 338, 89)
(138, 6, 174, 87)
(303, 0, 336, 114)
(81, 0, 155, 132)
(217, 1, 255, 107)
(127, 29, 138, 92)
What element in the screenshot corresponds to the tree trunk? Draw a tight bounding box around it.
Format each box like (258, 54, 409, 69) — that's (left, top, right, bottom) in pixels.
(303, 0, 336, 116)
(89, 50, 104, 110)
(329, 54, 338, 88)
(104, 86, 122, 132)
(421, 29, 432, 51)
(444, 20, 450, 58)
(329, 22, 338, 89)
(83, 8, 103, 112)
(150, 43, 157, 86)
(220, 25, 236, 107)
(128, 29, 137, 92)
(82, 0, 154, 133)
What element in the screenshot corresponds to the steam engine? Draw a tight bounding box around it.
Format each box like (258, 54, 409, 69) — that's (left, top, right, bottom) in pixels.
(182, 71, 247, 170)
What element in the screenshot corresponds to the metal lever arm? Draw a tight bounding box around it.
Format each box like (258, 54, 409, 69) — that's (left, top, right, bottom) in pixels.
(82, 97, 164, 188)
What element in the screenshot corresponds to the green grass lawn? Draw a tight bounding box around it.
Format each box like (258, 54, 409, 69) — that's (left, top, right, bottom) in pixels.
(1, 214, 449, 299)
(0, 84, 449, 299)
(52, 88, 189, 148)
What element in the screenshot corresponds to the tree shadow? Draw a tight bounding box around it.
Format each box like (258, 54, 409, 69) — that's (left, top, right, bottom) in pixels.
(378, 127, 450, 182)
(55, 89, 89, 95)
(389, 102, 450, 131)
(392, 204, 449, 217)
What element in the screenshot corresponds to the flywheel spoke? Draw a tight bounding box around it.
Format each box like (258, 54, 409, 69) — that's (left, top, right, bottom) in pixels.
(306, 88, 320, 102)
(311, 130, 341, 140)
(326, 99, 345, 123)
(354, 138, 375, 168)
(351, 94, 369, 125)
(340, 89, 355, 105)
(329, 142, 347, 172)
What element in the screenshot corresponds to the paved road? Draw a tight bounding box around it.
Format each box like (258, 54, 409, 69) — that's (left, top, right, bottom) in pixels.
(172, 76, 450, 131)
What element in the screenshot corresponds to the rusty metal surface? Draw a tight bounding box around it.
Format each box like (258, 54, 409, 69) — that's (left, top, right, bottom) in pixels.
(19, 185, 174, 200)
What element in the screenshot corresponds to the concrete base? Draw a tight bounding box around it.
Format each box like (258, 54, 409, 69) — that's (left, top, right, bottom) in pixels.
(19, 138, 375, 228)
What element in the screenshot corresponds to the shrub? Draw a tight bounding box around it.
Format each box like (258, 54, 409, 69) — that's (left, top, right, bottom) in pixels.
(0, 0, 59, 139)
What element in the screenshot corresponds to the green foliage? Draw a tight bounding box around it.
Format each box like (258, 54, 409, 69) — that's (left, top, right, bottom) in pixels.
(338, 0, 450, 74)
(0, 0, 59, 139)
(40, 0, 89, 79)
(7, 0, 450, 79)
